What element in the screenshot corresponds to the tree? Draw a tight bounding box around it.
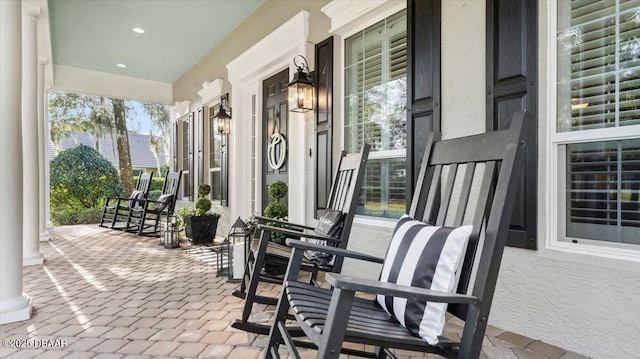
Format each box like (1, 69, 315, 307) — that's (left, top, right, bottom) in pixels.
(49, 92, 115, 153)
(112, 98, 134, 197)
(143, 103, 171, 174)
(50, 145, 122, 209)
(48, 91, 135, 197)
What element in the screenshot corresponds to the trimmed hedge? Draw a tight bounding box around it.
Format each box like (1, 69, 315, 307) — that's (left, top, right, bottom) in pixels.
(51, 207, 103, 225)
(133, 175, 164, 192)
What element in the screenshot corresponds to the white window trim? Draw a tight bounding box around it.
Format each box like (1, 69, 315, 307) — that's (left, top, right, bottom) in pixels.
(199, 79, 225, 205)
(544, 2, 640, 262)
(324, 0, 407, 229)
(227, 11, 310, 224)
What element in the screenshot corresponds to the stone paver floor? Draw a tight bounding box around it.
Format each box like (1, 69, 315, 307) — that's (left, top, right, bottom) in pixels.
(0, 225, 589, 359)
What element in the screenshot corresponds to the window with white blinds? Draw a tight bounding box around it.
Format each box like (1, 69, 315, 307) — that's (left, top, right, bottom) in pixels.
(344, 10, 407, 219)
(557, 1, 640, 247)
(181, 119, 191, 200)
(208, 106, 222, 203)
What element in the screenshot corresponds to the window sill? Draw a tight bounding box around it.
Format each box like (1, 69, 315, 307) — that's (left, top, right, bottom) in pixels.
(541, 239, 640, 269)
(353, 215, 398, 229)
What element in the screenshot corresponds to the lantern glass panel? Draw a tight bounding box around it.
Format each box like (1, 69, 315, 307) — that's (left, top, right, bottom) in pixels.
(289, 82, 313, 113)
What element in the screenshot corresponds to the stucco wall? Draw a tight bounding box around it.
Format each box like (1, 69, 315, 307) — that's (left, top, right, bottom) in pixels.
(173, 0, 331, 235)
(172, 1, 640, 358)
(439, 2, 640, 358)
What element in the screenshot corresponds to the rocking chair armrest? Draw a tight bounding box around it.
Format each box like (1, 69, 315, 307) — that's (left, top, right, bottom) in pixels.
(326, 273, 479, 305)
(256, 224, 340, 243)
(285, 239, 385, 264)
(253, 216, 315, 231)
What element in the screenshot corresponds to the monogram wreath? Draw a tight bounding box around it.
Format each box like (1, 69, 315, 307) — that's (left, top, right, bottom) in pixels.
(267, 111, 287, 170)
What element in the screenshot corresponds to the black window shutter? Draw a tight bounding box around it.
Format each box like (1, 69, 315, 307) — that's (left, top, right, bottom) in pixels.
(188, 112, 194, 201)
(407, 0, 441, 203)
(487, 0, 538, 249)
(172, 122, 178, 172)
(314, 36, 334, 217)
(197, 107, 204, 185)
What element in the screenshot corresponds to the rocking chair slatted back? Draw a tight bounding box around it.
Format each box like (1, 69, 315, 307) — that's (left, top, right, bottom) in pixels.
(99, 172, 154, 229)
(136, 172, 154, 197)
(125, 171, 182, 236)
(408, 112, 528, 322)
(324, 145, 369, 272)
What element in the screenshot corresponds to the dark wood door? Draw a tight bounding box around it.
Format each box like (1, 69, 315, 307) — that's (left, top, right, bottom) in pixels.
(262, 68, 289, 211)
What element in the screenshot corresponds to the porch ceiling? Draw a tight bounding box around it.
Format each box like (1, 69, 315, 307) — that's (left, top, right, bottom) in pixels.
(48, 0, 265, 84)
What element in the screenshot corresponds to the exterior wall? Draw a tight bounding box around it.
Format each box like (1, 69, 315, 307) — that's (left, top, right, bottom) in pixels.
(173, 0, 331, 236)
(172, 0, 640, 358)
(489, 3, 640, 358)
(331, 1, 640, 358)
(438, 2, 640, 359)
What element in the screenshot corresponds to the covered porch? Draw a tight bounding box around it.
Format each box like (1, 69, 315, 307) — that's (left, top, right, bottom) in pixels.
(0, 226, 585, 359)
(1, 0, 639, 358)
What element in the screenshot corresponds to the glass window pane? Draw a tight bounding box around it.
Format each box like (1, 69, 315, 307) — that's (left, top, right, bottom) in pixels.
(344, 9, 407, 219)
(566, 139, 640, 245)
(619, 8, 640, 127)
(557, 1, 640, 131)
(210, 171, 221, 201)
(182, 121, 189, 170)
(344, 94, 362, 127)
(357, 157, 407, 219)
(345, 31, 363, 66)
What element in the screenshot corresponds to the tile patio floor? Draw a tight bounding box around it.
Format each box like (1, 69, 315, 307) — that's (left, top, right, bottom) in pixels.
(0, 225, 589, 359)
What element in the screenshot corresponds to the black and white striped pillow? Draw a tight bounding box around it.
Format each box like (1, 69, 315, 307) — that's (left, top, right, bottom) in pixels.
(377, 214, 472, 345)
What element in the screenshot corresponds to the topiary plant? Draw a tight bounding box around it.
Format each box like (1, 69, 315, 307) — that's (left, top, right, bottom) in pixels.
(195, 183, 212, 215)
(268, 181, 288, 201)
(263, 181, 289, 244)
(264, 201, 287, 218)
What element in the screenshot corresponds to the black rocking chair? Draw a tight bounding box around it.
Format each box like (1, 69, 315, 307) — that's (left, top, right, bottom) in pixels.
(265, 111, 530, 359)
(99, 172, 153, 229)
(125, 171, 182, 236)
(231, 145, 369, 335)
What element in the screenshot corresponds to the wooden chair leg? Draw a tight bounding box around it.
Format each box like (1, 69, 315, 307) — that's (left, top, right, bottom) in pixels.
(242, 250, 256, 293)
(110, 201, 121, 229)
(242, 232, 270, 322)
(374, 347, 389, 359)
(459, 305, 486, 359)
(265, 247, 305, 359)
(316, 287, 355, 358)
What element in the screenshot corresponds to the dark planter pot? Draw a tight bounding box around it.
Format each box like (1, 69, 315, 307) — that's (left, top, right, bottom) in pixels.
(185, 216, 219, 245)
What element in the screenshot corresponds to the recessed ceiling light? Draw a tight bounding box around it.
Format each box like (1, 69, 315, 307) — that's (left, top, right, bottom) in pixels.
(116, 63, 127, 68)
(132, 27, 145, 34)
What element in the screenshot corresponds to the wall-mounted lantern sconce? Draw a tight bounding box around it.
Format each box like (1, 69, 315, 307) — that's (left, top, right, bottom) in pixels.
(214, 93, 231, 134)
(287, 55, 314, 113)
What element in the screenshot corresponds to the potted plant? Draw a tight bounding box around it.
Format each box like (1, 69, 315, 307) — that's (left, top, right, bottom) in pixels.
(263, 181, 289, 245)
(177, 184, 221, 245)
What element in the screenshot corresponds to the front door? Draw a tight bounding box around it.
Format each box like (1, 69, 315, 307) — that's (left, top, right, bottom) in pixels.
(262, 68, 289, 212)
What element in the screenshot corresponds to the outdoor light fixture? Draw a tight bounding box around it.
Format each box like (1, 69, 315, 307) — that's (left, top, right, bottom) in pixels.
(287, 55, 314, 113)
(214, 93, 232, 134)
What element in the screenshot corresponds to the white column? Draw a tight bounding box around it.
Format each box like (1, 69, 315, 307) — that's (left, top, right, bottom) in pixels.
(45, 85, 53, 230)
(38, 58, 49, 242)
(22, 4, 44, 266)
(1, 0, 33, 325)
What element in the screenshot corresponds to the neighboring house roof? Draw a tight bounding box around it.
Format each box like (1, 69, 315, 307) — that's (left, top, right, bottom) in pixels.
(49, 131, 167, 169)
